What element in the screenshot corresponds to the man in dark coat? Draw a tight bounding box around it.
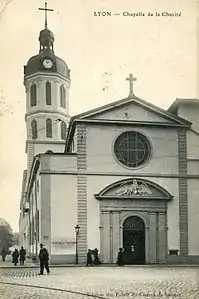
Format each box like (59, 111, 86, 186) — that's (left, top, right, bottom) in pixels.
(116, 247, 124, 266)
(1, 249, 6, 262)
(86, 249, 93, 266)
(38, 243, 50, 275)
(12, 249, 19, 266)
(19, 246, 26, 265)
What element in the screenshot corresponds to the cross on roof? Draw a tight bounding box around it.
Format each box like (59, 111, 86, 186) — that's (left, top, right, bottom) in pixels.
(38, 2, 54, 29)
(126, 74, 137, 97)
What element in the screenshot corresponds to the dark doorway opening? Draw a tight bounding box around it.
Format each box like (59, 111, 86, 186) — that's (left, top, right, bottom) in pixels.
(123, 216, 145, 265)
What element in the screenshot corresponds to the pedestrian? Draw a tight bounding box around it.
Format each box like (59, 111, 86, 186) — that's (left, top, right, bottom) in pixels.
(93, 248, 101, 265)
(38, 243, 50, 275)
(116, 247, 124, 266)
(1, 248, 7, 262)
(86, 249, 93, 266)
(19, 246, 26, 265)
(12, 249, 19, 266)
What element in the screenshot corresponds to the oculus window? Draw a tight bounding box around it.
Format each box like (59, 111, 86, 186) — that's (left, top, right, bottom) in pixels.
(114, 131, 151, 168)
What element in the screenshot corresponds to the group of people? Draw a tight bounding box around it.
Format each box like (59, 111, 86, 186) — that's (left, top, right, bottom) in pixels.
(87, 247, 125, 266)
(2, 244, 125, 272)
(86, 247, 125, 266)
(1, 243, 49, 275)
(12, 247, 27, 266)
(86, 248, 101, 266)
(12, 243, 50, 275)
(1, 247, 26, 265)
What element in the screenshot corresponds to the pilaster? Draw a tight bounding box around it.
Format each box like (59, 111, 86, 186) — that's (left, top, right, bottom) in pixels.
(40, 161, 51, 258)
(149, 212, 157, 263)
(158, 212, 167, 263)
(101, 211, 111, 263)
(112, 211, 120, 263)
(27, 143, 35, 171)
(77, 124, 87, 263)
(178, 128, 188, 261)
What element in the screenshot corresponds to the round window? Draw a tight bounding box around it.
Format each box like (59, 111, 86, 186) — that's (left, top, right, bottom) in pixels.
(114, 131, 151, 168)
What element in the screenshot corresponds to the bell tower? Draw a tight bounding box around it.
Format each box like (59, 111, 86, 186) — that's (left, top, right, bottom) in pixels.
(24, 2, 70, 170)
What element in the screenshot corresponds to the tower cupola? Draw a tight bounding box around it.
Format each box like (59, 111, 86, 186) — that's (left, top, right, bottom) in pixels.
(23, 2, 70, 79)
(39, 28, 55, 53)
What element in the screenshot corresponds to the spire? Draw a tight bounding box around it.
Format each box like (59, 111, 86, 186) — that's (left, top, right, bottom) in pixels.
(38, 2, 53, 29)
(38, 2, 55, 53)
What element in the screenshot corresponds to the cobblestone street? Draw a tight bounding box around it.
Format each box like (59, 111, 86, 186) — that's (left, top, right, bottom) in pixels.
(0, 266, 199, 298)
(0, 283, 89, 299)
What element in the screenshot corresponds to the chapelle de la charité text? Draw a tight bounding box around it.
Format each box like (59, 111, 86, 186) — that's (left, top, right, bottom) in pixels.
(93, 11, 182, 17)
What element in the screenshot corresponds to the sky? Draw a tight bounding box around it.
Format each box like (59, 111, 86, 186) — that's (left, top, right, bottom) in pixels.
(0, 0, 198, 232)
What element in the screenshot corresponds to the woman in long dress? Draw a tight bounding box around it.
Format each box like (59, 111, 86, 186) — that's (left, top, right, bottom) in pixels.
(12, 249, 19, 266)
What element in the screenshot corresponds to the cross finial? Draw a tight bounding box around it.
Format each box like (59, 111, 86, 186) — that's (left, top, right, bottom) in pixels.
(38, 2, 54, 29)
(126, 74, 137, 97)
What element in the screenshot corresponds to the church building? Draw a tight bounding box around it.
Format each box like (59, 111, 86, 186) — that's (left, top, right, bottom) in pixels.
(19, 4, 199, 265)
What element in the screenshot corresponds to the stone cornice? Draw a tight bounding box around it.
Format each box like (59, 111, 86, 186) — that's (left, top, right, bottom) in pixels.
(24, 72, 71, 84)
(26, 140, 66, 144)
(25, 110, 70, 120)
(38, 170, 199, 178)
(73, 118, 190, 128)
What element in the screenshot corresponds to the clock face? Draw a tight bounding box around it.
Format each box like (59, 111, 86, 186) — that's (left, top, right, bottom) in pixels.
(43, 59, 53, 69)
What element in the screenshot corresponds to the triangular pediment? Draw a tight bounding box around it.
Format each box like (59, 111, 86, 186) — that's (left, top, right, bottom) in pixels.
(65, 95, 191, 152)
(95, 178, 173, 201)
(73, 96, 191, 126)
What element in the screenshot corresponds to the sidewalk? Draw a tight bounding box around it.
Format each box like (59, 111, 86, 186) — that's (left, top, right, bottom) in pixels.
(0, 255, 199, 269)
(0, 255, 84, 268)
(0, 255, 38, 268)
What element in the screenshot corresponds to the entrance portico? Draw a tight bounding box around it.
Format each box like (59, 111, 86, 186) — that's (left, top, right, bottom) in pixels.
(95, 178, 173, 264)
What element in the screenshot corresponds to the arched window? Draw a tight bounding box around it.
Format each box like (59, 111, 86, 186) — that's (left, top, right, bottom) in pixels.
(30, 84, 37, 107)
(46, 119, 52, 138)
(61, 121, 67, 140)
(31, 120, 37, 139)
(46, 82, 51, 105)
(60, 85, 66, 108)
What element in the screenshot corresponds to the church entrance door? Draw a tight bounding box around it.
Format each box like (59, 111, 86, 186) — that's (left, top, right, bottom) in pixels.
(123, 216, 145, 265)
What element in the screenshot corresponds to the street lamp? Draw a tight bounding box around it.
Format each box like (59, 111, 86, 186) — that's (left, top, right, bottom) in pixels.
(75, 224, 80, 264)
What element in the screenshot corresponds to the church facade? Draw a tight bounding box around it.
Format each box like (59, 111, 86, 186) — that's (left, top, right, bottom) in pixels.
(19, 6, 199, 265)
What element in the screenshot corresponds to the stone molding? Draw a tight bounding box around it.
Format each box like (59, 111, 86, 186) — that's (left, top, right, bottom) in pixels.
(95, 178, 173, 201)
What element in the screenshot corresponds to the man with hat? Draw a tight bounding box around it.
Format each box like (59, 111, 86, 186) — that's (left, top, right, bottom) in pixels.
(38, 243, 50, 275)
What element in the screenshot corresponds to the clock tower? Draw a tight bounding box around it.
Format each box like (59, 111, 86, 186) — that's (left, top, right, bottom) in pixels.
(23, 4, 70, 170)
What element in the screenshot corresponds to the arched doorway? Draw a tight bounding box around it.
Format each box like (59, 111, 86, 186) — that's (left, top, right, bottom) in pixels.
(123, 216, 145, 265)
